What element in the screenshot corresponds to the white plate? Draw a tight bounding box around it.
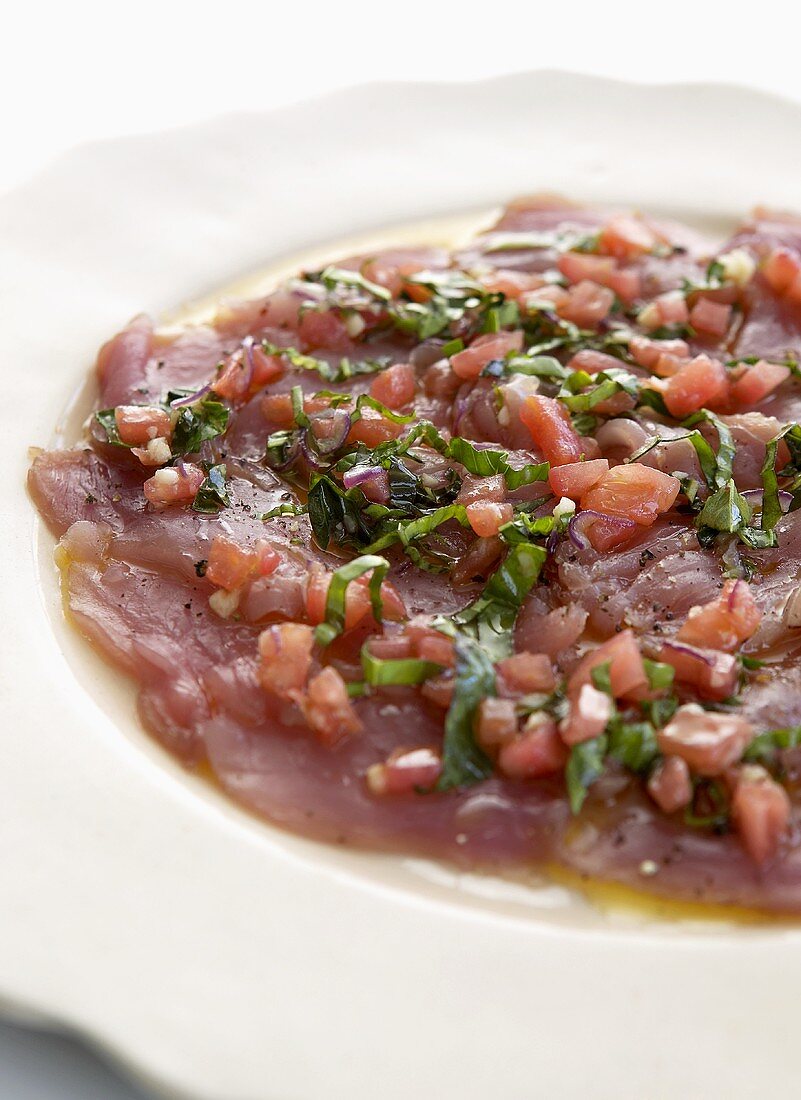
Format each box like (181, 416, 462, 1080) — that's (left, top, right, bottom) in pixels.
(5, 72, 801, 1100)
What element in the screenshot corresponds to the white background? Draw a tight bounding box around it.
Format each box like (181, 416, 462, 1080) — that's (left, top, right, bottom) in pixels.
(2, 1, 800, 1096)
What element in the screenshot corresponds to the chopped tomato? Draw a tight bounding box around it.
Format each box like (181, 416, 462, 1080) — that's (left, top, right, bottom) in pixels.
(420, 674, 454, 709)
(369, 362, 416, 409)
(305, 567, 406, 630)
(450, 331, 523, 380)
(652, 351, 691, 378)
(256, 540, 281, 577)
(522, 285, 569, 312)
(496, 651, 556, 694)
(114, 405, 172, 446)
(689, 297, 732, 338)
(347, 406, 405, 446)
(465, 500, 514, 538)
(581, 512, 639, 551)
(657, 704, 753, 777)
(559, 683, 613, 745)
(580, 463, 680, 525)
(566, 349, 622, 375)
(656, 290, 690, 324)
(478, 269, 546, 299)
(629, 335, 690, 370)
(143, 463, 205, 506)
(558, 253, 640, 302)
(567, 629, 648, 700)
(598, 215, 656, 260)
(676, 579, 762, 652)
(498, 716, 567, 779)
(647, 755, 692, 813)
(558, 252, 614, 286)
(730, 765, 791, 864)
(258, 622, 314, 700)
(520, 394, 585, 466)
(298, 308, 351, 352)
(214, 344, 284, 402)
(415, 632, 455, 667)
(655, 355, 730, 418)
(365, 635, 415, 661)
(401, 621, 456, 666)
(477, 697, 518, 752)
(360, 259, 403, 297)
(558, 280, 615, 328)
(301, 667, 362, 746)
(206, 535, 257, 591)
(548, 458, 609, 500)
(762, 246, 801, 294)
(657, 642, 739, 702)
(731, 360, 791, 407)
(260, 391, 331, 428)
(606, 266, 641, 302)
(638, 290, 689, 330)
(366, 746, 442, 795)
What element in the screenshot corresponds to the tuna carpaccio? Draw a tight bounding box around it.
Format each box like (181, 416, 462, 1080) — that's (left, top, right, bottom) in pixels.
(28, 196, 801, 912)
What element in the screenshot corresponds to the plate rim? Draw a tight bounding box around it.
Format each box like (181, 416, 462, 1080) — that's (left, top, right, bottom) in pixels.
(6, 69, 801, 1100)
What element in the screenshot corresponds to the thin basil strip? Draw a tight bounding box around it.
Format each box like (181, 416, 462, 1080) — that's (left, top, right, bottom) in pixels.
(365, 503, 469, 554)
(445, 436, 549, 491)
(437, 635, 495, 791)
(361, 645, 443, 687)
(682, 410, 735, 487)
(565, 734, 609, 814)
(261, 340, 391, 384)
(759, 423, 801, 539)
(192, 463, 229, 514)
(451, 543, 546, 661)
(743, 725, 801, 765)
(314, 554, 390, 647)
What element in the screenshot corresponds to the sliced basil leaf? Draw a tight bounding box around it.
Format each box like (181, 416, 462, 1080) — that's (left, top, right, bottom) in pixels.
(445, 436, 549, 490)
(192, 463, 229, 513)
(261, 340, 391, 384)
(566, 734, 609, 814)
(696, 480, 751, 535)
(451, 543, 546, 661)
(642, 659, 675, 693)
(318, 264, 391, 303)
(307, 475, 371, 550)
(607, 719, 659, 774)
(743, 725, 801, 766)
(171, 394, 230, 456)
(361, 645, 443, 687)
(314, 554, 390, 647)
(437, 635, 496, 790)
(261, 502, 308, 519)
(95, 408, 125, 446)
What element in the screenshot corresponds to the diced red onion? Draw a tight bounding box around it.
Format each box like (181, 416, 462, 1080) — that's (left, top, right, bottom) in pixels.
(343, 464, 390, 504)
(660, 640, 716, 669)
(741, 489, 792, 512)
(452, 392, 470, 435)
(299, 434, 330, 471)
(170, 383, 214, 408)
(567, 509, 631, 550)
(567, 513, 593, 550)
